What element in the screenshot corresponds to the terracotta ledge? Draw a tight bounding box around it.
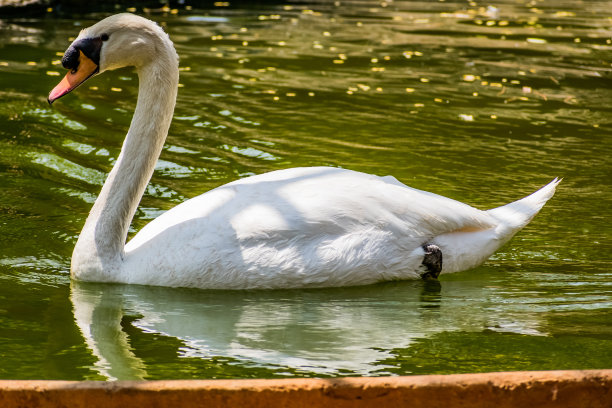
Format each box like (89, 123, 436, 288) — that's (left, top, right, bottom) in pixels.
(1, 370, 611, 408)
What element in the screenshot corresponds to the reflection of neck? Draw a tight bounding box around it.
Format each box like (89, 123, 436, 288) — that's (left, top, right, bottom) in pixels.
(72, 41, 179, 280)
(71, 282, 147, 380)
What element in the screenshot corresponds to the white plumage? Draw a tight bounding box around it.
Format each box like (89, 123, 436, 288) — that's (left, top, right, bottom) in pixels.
(49, 14, 559, 290)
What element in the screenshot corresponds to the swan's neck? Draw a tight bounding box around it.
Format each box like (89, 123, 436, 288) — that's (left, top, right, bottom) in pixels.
(72, 46, 179, 281)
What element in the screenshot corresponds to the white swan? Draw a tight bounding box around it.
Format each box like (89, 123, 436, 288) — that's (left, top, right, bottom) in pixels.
(48, 14, 559, 290)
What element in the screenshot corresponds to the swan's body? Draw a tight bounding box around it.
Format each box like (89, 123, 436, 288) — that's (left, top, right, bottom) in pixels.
(49, 14, 559, 290)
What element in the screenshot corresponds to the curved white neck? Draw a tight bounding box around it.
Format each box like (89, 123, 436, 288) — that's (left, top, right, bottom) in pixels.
(72, 43, 179, 280)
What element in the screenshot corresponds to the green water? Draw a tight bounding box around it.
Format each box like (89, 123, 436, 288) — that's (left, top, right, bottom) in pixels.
(0, 1, 611, 380)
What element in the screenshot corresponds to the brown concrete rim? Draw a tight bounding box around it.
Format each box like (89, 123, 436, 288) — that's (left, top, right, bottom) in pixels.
(1, 370, 611, 408)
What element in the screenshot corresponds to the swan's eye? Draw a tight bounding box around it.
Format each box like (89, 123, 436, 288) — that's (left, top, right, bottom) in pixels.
(100, 33, 109, 41)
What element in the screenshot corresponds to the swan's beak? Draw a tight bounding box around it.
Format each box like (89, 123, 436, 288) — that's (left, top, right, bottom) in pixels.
(48, 50, 99, 104)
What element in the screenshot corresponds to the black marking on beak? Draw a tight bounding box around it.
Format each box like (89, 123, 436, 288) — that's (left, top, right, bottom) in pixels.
(62, 36, 104, 71)
(61, 45, 81, 71)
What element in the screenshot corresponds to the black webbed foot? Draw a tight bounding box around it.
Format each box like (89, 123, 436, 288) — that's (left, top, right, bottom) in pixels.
(420, 244, 442, 280)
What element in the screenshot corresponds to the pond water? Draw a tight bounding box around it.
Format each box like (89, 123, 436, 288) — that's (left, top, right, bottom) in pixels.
(0, 0, 611, 380)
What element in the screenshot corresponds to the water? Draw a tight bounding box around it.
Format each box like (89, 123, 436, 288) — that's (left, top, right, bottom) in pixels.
(0, 0, 610, 380)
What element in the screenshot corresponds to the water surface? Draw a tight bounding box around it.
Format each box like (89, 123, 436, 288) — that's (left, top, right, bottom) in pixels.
(0, 0, 610, 380)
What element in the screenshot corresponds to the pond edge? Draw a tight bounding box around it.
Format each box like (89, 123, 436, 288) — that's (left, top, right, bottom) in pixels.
(0, 370, 610, 407)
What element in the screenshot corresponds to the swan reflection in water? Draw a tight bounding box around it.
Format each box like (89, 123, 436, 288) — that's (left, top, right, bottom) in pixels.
(70, 278, 544, 380)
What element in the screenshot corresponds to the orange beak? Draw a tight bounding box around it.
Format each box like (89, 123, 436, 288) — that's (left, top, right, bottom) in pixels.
(48, 50, 99, 104)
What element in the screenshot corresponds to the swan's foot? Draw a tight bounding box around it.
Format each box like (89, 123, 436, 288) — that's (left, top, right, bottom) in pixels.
(420, 244, 442, 280)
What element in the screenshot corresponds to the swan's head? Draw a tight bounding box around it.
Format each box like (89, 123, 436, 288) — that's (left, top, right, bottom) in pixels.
(48, 13, 177, 104)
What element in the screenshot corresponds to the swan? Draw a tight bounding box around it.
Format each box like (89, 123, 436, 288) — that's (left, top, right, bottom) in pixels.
(48, 13, 559, 290)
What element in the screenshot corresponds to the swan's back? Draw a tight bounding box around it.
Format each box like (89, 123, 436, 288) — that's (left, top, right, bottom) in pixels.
(124, 167, 499, 289)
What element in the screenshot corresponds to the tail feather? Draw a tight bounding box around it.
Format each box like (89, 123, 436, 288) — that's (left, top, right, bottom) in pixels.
(487, 178, 561, 231)
(435, 179, 560, 274)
